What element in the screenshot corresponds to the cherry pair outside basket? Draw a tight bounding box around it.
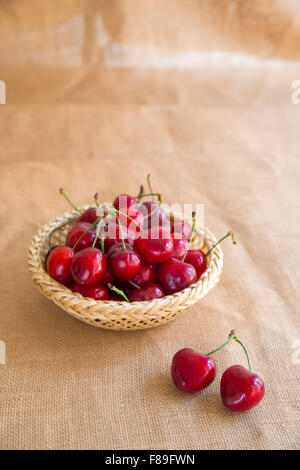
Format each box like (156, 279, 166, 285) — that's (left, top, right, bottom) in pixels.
(28, 206, 223, 330)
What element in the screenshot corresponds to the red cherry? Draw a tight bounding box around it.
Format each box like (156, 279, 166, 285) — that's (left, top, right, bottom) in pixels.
(171, 348, 216, 392)
(66, 222, 97, 252)
(71, 247, 107, 285)
(158, 257, 197, 294)
(131, 262, 157, 287)
(138, 201, 167, 229)
(128, 283, 165, 301)
(109, 249, 142, 282)
(107, 242, 133, 258)
(184, 249, 207, 279)
(220, 365, 265, 412)
(113, 194, 136, 211)
(134, 226, 174, 263)
(172, 236, 188, 260)
(104, 223, 135, 252)
(72, 283, 109, 300)
(171, 220, 192, 240)
(77, 207, 101, 225)
(47, 246, 74, 286)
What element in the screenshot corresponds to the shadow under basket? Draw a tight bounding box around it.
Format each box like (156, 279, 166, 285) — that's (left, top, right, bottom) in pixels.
(28, 207, 223, 331)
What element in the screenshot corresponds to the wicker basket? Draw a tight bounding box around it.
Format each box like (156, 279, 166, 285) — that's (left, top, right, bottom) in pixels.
(28, 207, 223, 330)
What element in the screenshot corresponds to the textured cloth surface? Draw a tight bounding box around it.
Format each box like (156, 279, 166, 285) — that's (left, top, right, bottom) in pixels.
(0, 0, 300, 450)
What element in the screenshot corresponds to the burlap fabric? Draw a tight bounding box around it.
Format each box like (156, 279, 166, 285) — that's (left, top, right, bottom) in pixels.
(0, 0, 299, 450)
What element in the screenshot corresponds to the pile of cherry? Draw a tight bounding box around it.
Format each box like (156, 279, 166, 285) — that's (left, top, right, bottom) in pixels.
(46, 179, 233, 302)
(172, 331, 265, 411)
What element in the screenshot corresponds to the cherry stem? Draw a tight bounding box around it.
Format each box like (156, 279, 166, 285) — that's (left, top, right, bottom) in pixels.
(128, 280, 141, 289)
(94, 194, 105, 252)
(72, 197, 145, 252)
(207, 330, 252, 372)
(59, 188, 82, 214)
(108, 284, 130, 302)
(112, 207, 143, 231)
(181, 212, 197, 262)
(141, 194, 163, 221)
(205, 231, 236, 258)
(206, 331, 235, 356)
(233, 336, 252, 372)
(147, 174, 155, 202)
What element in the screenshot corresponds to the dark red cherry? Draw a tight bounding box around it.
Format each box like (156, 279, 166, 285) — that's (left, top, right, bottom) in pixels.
(100, 265, 115, 285)
(171, 220, 192, 240)
(77, 207, 101, 225)
(116, 206, 144, 232)
(220, 365, 265, 412)
(104, 223, 136, 252)
(71, 247, 107, 285)
(128, 283, 165, 301)
(131, 262, 157, 287)
(72, 283, 109, 300)
(66, 222, 97, 252)
(47, 246, 74, 286)
(109, 249, 142, 282)
(113, 281, 132, 295)
(138, 201, 167, 229)
(134, 226, 174, 263)
(171, 348, 216, 392)
(172, 236, 188, 260)
(158, 257, 197, 294)
(107, 242, 133, 258)
(113, 194, 136, 211)
(110, 295, 124, 301)
(184, 249, 207, 279)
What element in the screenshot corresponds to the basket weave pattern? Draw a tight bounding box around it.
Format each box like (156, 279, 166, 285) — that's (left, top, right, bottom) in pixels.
(28, 208, 223, 330)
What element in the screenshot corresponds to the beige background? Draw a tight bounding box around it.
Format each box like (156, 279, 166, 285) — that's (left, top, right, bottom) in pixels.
(0, 0, 300, 450)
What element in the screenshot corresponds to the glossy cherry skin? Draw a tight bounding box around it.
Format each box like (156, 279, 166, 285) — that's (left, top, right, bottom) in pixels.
(116, 206, 144, 232)
(171, 349, 216, 392)
(158, 258, 197, 294)
(47, 246, 74, 286)
(139, 201, 167, 229)
(113, 194, 136, 211)
(113, 281, 132, 295)
(172, 236, 188, 260)
(77, 207, 101, 225)
(128, 283, 165, 301)
(66, 222, 97, 252)
(71, 247, 107, 286)
(107, 242, 133, 258)
(109, 249, 142, 282)
(99, 265, 115, 285)
(104, 223, 135, 252)
(72, 283, 109, 300)
(134, 226, 174, 263)
(184, 249, 207, 279)
(171, 220, 192, 240)
(220, 365, 265, 412)
(131, 262, 157, 287)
